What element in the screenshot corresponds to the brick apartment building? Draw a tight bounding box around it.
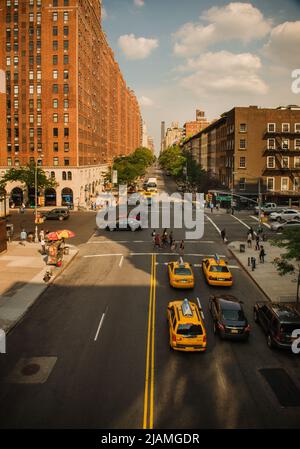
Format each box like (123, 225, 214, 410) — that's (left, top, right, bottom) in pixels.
(183, 109, 210, 139)
(0, 0, 141, 208)
(182, 105, 300, 204)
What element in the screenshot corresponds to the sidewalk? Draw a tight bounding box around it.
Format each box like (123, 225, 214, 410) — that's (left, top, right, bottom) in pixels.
(228, 240, 298, 303)
(0, 241, 78, 333)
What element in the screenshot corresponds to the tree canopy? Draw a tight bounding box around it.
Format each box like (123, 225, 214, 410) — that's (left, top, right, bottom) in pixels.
(271, 227, 300, 276)
(111, 147, 156, 185)
(0, 163, 58, 191)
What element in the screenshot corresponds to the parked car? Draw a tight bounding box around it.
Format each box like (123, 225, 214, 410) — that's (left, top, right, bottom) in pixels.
(269, 209, 300, 222)
(105, 218, 142, 231)
(209, 295, 250, 340)
(42, 208, 70, 221)
(254, 302, 300, 349)
(255, 202, 279, 215)
(270, 219, 300, 232)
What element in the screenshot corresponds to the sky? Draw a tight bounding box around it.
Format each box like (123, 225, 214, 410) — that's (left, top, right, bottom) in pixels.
(102, 0, 300, 154)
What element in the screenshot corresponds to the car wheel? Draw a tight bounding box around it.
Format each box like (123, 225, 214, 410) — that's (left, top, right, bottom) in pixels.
(267, 334, 274, 349)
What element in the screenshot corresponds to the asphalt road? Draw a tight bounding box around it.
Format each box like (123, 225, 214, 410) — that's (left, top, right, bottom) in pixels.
(0, 168, 299, 429)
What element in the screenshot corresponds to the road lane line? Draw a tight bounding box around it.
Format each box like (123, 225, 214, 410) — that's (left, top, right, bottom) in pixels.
(119, 255, 124, 268)
(84, 252, 227, 259)
(150, 254, 156, 429)
(143, 254, 154, 429)
(94, 311, 107, 341)
(205, 214, 221, 234)
(230, 214, 250, 229)
(84, 254, 123, 258)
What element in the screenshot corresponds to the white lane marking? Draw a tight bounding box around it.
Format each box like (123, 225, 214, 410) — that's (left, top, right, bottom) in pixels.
(205, 215, 221, 234)
(87, 240, 215, 244)
(119, 255, 124, 268)
(94, 312, 107, 342)
(227, 265, 240, 269)
(230, 214, 250, 229)
(194, 264, 202, 267)
(84, 253, 123, 258)
(250, 215, 271, 229)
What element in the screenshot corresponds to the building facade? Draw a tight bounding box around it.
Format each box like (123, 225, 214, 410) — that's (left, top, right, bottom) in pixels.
(164, 121, 183, 148)
(183, 109, 210, 139)
(182, 105, 300, 204)
(0, 0, 141, 208)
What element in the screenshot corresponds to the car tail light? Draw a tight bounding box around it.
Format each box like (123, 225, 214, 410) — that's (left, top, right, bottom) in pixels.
(218, 322, 225, 331)
(172, 335, 177, 343)
(276, 331, 283, 341)
(209, 276, 216, 280)
(245, 324, 251, 332)
(203, 335, 207, 343)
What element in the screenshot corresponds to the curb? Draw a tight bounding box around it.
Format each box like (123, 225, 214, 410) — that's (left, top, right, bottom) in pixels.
(227, 246, 272, 303)
(2, 248, 79, 335)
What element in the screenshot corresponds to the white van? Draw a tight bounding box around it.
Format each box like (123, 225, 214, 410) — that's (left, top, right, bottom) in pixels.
(146, 178, 157, 192)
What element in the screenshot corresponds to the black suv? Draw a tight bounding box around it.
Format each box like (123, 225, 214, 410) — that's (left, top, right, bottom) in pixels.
(42, 208, 70, 221)
(209, 295, 250, 340)
(254, 302, 300, 349)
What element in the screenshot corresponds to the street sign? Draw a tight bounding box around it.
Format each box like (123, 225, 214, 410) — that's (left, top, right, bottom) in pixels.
(216, 195, 231, 201)
(112, 170, 118, 184)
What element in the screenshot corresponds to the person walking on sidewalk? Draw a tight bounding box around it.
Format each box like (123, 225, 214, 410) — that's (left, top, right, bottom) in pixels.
(41, 237, 46, 255)
(221, 229, 226, 243)
(249, 226, 254, 240)
(255, 235, 260, 251)
(169, 231, 174, 248)
(259, 245, 266, 263)
(39, 228, 45, 242)
(179, 240, 185, 257)
(210, 203, 214, 213)
(162, 228, 168, 247)
(151, 229, 156, 244)
(247, 231, 252, 248)
(154, 233, 161, 250)
(20, 228, 27, 245)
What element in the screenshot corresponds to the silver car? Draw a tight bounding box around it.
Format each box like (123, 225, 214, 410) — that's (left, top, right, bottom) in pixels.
(269, 209, 300, 222)
(270, 219, 300, 232)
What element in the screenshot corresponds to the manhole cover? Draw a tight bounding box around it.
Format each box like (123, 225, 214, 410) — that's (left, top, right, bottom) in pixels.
(21, 363, 40, 376)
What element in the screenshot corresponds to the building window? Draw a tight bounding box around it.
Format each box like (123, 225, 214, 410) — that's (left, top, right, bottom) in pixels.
(53, 40, 58, 51)
(51, 171, 56, 178)
(37, 84, 41, 94)
(53, 55, 58, 65)
(63, 11, 69, 21)
(62, 171, 67, 180)
(295, 123, 300, 133)
(64, 0, 69, 5)
(239, 123, 247, 133)
(29, 85, 34, 95)
(268, 123, 276, 133)
(53, 70, 58, 80)
(239, 178, 246, 191)
(29, 128, 34, 138)
(281, 156, 289, 168)
(6, 56, 11, 66)
(64, 158, 70, 166)
(53, 99, 58, 109)
(63, 40, 69, 50)
(53, 113, 58, 123)
(53, 84, 58, 93)
(37, 114, 42, 126)
(282, 138, 289, 150)
(53, 142, 58, 152)
(282, 123, 290, 133)
(53, 12, 58, 21)
(53, 26, 58, 36)
(63, 55, 69, 64)
(239, 156, 246, 168)
(281, 178, 289, 191)
(63, 70, 69, 80)
(37, 70, 42, 81)
(294, 178, 300, 191)
(239, 139, 246, 150)
(267, 177, 274, 191)
(64, 128, 69, 137)
(67, 171, 72, 180)
(64, 99, 69, 109)
(53, 128, 58, 137)
(29, 114, 34, 124)
(294, 156, 300, 168)
(7, 158, 12, 166)
(36, 54, 41, 65)
(64, 113, 69, 124)
(29, 70, 34, 80)
(294, 139, 300, 150)
(267, 156, 275, 168)
(64, 142, 69, 152)
(63, 26, 69, 36)
(63, 84, 69, 94)
(37, 98, 42, 110)
(267, 138, 275, 150)
(53, 157, 59, 166)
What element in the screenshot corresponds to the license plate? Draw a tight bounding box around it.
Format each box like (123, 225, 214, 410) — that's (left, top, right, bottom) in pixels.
(180, 279, 187, 283)
(231, 329, 239, 334)
(218, 278, 225, 281)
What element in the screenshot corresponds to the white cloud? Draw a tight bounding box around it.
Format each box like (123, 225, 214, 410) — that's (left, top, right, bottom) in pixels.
(179, 51, 268, 96)
(102, 6, 107, 20)
(134, 0, 144, 7)
(262, 21, 300, 67)
(118, 34, 158, 60)
(173, 2, 272, 56)
(139, 96, 154, 107)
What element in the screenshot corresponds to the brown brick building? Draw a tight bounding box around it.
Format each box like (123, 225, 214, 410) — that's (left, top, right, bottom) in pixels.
(182, 105, 300, 204)
(0, 0, 141, 208)
(183, 109, 210, 139)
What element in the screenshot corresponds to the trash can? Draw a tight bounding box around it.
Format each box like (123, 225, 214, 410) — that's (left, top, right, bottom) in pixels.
(240, 243, 246, 253)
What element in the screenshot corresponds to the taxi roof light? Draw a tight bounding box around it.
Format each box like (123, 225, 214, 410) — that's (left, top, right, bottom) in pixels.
(181, 298, 193, 317)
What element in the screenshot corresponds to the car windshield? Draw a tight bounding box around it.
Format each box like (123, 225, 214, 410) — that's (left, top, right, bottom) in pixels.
(210, 265, 229, 273)
(174, 268, 191, 276)
(177, 323, 203, 336)
(222, 309, 244, 321)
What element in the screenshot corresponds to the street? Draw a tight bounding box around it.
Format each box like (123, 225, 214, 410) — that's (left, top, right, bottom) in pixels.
(0, 171, 299, 429)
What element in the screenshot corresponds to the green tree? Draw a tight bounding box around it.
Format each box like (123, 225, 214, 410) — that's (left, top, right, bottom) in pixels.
(159, 146, 186, 177)
(271, 227, 300, 302)
(0, 163, 58, 193)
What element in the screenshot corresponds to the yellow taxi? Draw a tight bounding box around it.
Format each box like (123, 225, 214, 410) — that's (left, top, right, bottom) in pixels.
(202, 255, 233, 287)
(167, 298, 207, 352)
(168, 258, 194, 289)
